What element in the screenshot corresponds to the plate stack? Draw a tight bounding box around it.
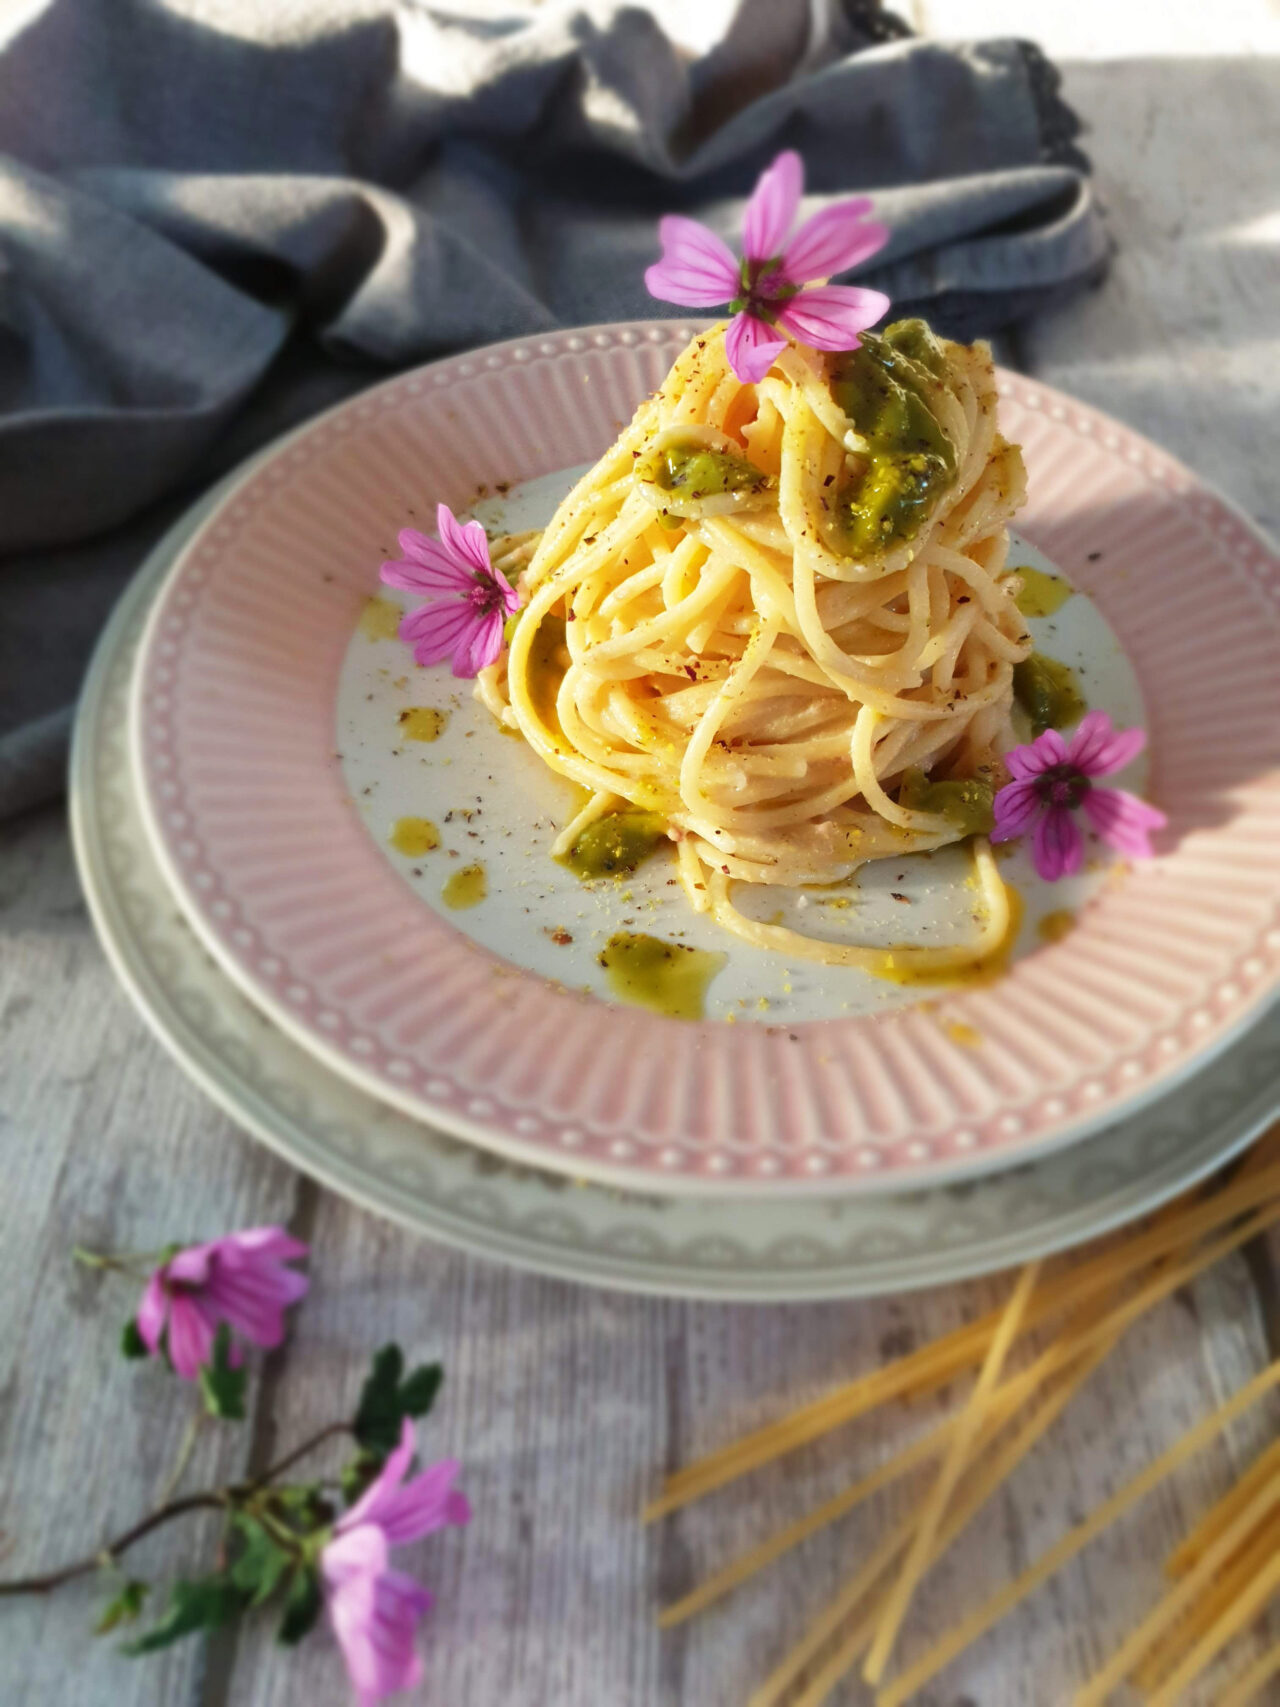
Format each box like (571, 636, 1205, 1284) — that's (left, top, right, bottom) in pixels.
(72, 322, 1280, 1301)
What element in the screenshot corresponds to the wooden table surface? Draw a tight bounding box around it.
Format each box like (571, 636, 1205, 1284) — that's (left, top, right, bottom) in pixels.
(3, 6, 1279, 1703)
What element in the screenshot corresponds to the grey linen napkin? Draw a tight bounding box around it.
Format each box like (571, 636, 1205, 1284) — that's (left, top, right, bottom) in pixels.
(0, 0, 1109, 818)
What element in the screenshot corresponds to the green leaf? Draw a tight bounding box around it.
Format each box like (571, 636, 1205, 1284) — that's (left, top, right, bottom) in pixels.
(398, 1363, 443, 1420)
(120, 1319, 148, 1359)
(228, 1514, 291, 1608)
(352, 1343, 444, 1457)
(276, 1567, 323, 1647)
(94, 1579, 149, 1635)
(123, 1575, 246, 1655)
(198, 1323, 247, 1421)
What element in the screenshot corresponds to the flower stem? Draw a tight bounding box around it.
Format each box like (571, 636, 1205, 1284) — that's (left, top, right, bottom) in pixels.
(70, 1246, 153, 1278)
(0, 1494, 224, 1596)
(257, 1421, 353, 1484)
(155, 1410, 203, 1506)
(0, 1421, 353, 1598)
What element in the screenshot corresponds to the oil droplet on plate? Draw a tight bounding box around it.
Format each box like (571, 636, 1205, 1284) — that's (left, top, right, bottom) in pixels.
(597, 931, 726, 1020)
(1009, 566, 1074, 618)
(943, 1020, 983, 1049)
(390, 817, 440, 856)
(359, 596, 402, 640)
(398, 706, 449, 742)
(1038, 908, 1076, 944)
(443, 863, 487, 909)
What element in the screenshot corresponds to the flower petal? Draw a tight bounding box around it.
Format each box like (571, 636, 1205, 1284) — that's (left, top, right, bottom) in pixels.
(454, 609, 505, 678)
(644, 215, 740, 308)
(436, 504, 492, 577)
(166, 1294, 214, 1380)
(323, 1523, 389, 1589)
(165, 1242, 216, 1286)
(1032, 804, 1084, 882)
(779, 201, 887, 284)
(723, 311, 787, 385)
(136, 1273, 168, 1356)
(1066, 711, 1148, 779)
(221, 1227, 309, 1263)
(381, 542, 476, 597)
(1005, 728, 1069, 780)
(1081, 787, 1167, 859)
(339, 1417, 416, 1537)
(774, 285, 891, 351)
(375, 1459, 471, 1547)
(990, 779, 1043, 843)
(401, 599, 477, 668)
(742, 150, 803, 263)
(325, 1554, 432, 1707)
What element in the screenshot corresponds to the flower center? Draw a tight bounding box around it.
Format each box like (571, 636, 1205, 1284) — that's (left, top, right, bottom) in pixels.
(468, 574, 506, 617)
(1037, 763, 1090, 810)
(731, 255, 800, 322)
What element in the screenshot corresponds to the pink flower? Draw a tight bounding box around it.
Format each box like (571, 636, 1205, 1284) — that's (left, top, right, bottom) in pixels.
(380, 503, 520, 678)
(991, 712, 1168, 882)
(644, 150, 891, 384)
(135, 1226, 309, 1380)
(322, 1419, 470, 1707)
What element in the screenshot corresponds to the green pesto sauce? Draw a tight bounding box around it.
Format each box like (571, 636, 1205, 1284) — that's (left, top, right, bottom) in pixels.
(442, 863, 487, 909)
(829, 320, 957, 557)
(654, 440, 769, 501)
(898, 767, 995, 836)
(560, 811, 669, 880)
(881, 317, 948, 378)
(597, 932, 726, 1021)
(1010, 566, 1073, 619)
(1013, 652, 1086, 737)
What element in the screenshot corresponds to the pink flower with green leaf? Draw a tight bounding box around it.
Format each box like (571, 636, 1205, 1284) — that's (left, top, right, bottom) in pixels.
(645, 149, 891, 384)
(135, 1226, 309, 1380)
(380, 503, 520, 679)
(322, 1418, 470, 1707)
(992, 712, 1167, 882)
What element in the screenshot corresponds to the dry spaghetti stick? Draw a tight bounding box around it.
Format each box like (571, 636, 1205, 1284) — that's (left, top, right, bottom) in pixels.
(1147, 1541, 1280, 1705)
(1216, 1636, 1280, 1707)
(1075, 1480, 1280, 1702)
(1165, 1435, 1280, 1577)
(647, 1160, 1280, 1518)
(873, 1357, 1280, 1707)
(863, 1263, 1041, 1685)
(1131, 1516, 1280, 1694)
(793, 1325, 1123, 1707)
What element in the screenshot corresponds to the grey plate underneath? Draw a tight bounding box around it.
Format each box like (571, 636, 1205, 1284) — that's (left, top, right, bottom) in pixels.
(70, 483, 1280, 1300)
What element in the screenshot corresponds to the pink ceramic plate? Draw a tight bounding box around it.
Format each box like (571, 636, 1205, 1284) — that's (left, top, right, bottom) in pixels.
(131, 322, 1280, 1194)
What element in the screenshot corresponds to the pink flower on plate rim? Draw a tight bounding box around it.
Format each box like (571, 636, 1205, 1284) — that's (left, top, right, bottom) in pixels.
(644, 149, 891, 384)
(380, 502, 520, 679)
(991, 711, 1168, 882)
(321, 1418, 470, 1707)
(135, 1226, 309, 1380)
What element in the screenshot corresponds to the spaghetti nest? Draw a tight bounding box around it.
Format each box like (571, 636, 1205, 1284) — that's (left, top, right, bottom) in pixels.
(478, 319, 1031, 969)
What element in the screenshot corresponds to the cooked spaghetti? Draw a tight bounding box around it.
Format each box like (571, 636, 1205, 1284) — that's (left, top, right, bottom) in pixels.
(476, 319, 1031, 970)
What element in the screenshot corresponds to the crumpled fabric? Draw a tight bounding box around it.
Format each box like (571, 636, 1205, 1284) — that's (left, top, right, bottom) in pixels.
(0, 0, 1108, 816)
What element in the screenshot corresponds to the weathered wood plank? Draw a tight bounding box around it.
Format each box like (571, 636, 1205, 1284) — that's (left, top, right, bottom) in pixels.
(0, 807, 302, 1706)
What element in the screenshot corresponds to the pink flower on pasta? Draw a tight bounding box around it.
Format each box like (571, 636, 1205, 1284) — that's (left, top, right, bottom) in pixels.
(380, 503, 520, 679)
(321, 1419, 470, 1707)
(135, 1226, 309, 1380)
(644, 149, 891, 384)
(991, 712, 1167, 882)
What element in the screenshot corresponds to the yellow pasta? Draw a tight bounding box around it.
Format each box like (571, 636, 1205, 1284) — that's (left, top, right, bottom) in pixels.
(480, 319, 1030, 965)
(863, 1262, 1040, 1683)
(873, 1358, 1280, 1707)
(645, 1158, 1280, 1518)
